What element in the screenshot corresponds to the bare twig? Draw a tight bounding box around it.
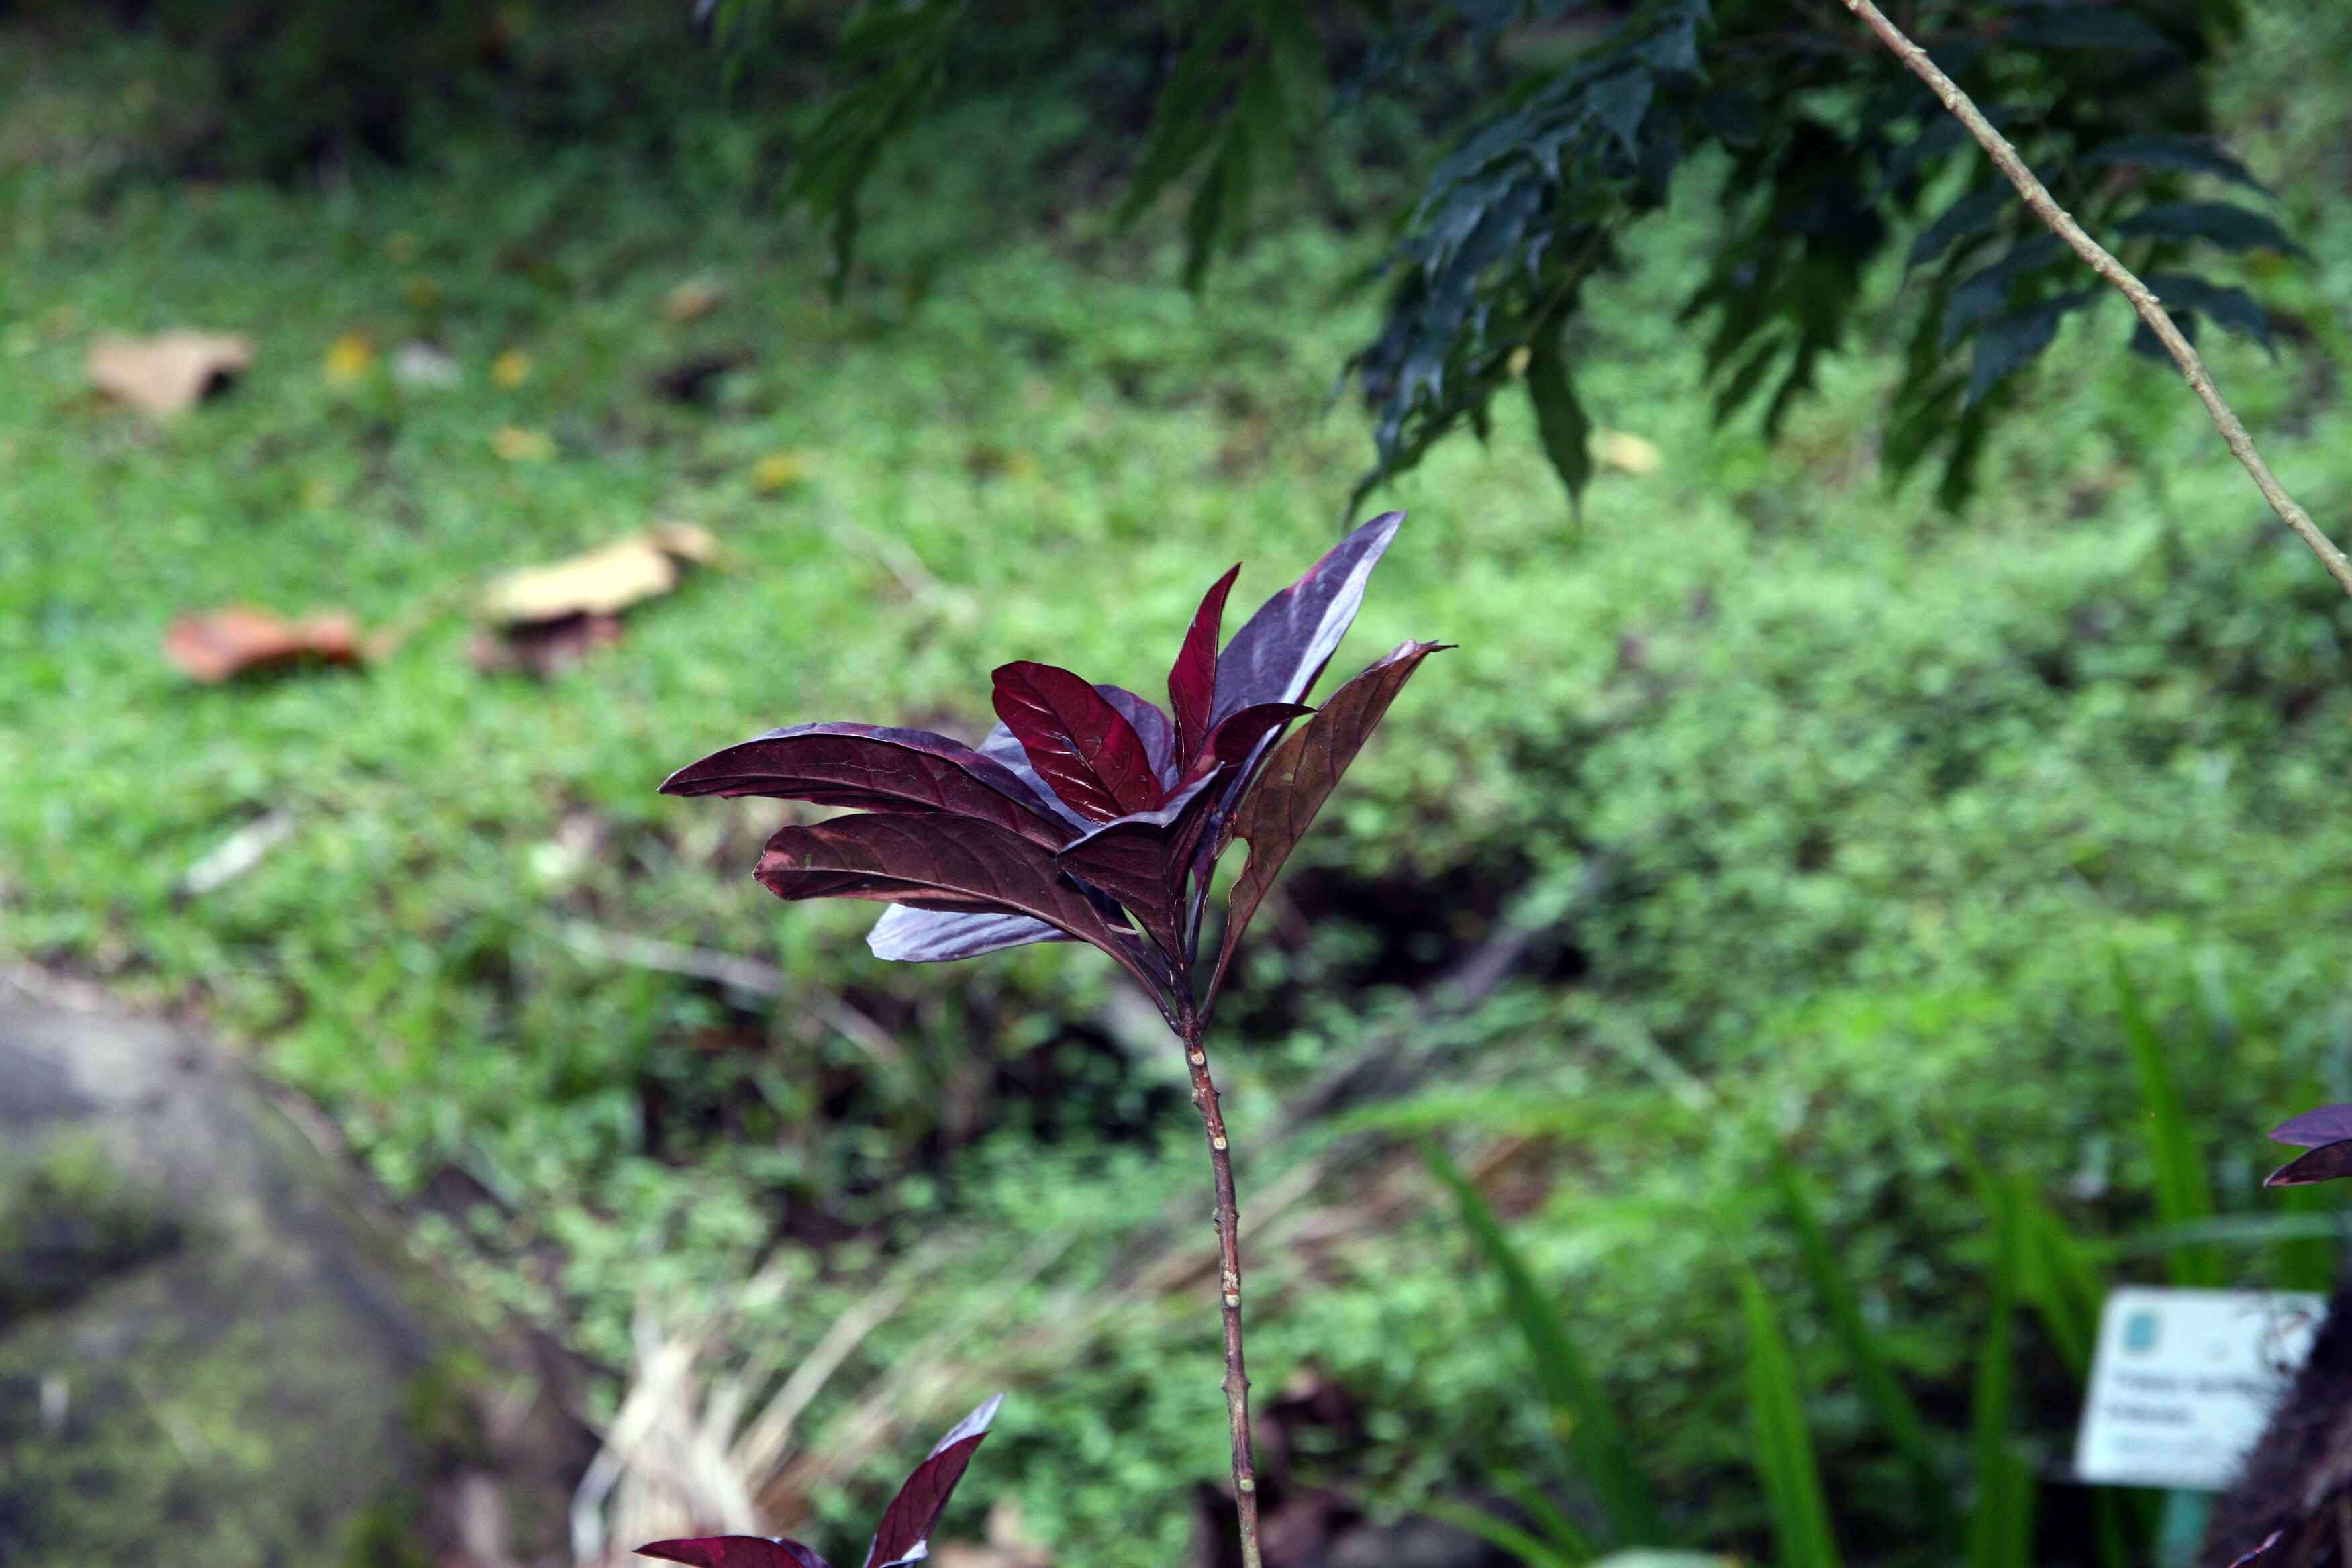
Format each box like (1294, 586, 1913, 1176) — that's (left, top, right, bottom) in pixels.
(1836, 0, 2352, 601)
(1179, 1008, 1263, 1568)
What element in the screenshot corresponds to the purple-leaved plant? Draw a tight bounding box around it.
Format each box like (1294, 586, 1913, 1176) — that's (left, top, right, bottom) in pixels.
(2263, 1106, 2352, 1187)
(637, 1395, 999, 1568)
(660, 510, 1442, 1568)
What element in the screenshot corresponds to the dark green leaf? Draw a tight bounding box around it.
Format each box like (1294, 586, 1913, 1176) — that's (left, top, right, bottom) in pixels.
(1965, 291, 2097, 405)
(2114, 200, 2306, 257)
(2006, 7, 2176, 54)
(1910, 187, 2011, 272)
(1526, 330, 1594, 507)
(2080, 134, 2268, 195)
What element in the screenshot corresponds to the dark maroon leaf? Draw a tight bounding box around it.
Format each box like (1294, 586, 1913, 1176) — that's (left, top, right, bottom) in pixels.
(636, 1538, 831, 1568)
(2265, 1141, 2352, 1187)
(991, 662, 1163, 822)
(756, 816, 1156, 991)
(1101, 685, 1179, 789)
(1169, 563, 1240, 768)
(1211, 511, 1404, 725)
(1055, 771, 1225, 954)
(1199, 701, 1315, 775)
(868, 906, 1067, 963)
(863, 1395, 1003, 1568)
(660, 724, 1072, 850)
(1206, 640, 1447, 1004)
(2270, 1104, 2352, 1148)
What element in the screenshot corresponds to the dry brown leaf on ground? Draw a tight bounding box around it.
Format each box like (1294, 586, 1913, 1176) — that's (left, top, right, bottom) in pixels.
(163, 607, 362, 682)
(473, 523, 718, 675)
(89, 330, 256, 417)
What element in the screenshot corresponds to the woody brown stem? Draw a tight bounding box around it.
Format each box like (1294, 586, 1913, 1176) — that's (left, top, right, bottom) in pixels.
(1179, 1008, 1262, 1568)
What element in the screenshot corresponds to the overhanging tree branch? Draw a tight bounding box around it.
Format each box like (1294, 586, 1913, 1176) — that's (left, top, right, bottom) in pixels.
(1836, 0, 2352, 602)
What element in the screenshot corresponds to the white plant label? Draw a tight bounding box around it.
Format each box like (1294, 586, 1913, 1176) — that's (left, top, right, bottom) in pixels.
(2075, 1287, 2324, 1491)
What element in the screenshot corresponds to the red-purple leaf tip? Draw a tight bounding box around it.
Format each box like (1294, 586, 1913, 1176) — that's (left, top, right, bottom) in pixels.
(991, 662, 1163, 822)
(636, 1538, 832, 1568)
(2270, 1104, 2352, 1148)
(1212, 511, 1403, 724)
(1169, 563, 1240, 769)
(862, 1394, 1003, 1568)
(2265, 1140, 2352, 1187)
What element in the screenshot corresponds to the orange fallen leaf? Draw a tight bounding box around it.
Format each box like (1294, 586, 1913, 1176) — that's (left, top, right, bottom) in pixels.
(164, 607, 362, 683)
(89, 330, 256, 417)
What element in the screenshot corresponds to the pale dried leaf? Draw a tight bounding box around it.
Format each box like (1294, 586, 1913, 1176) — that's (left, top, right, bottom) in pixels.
(89, 330, 256, 417)
(1591, 429, 1663, 475)
(482, 526, 718, 625)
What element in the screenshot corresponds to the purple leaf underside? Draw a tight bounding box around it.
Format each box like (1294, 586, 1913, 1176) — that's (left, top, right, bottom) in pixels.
(636, 1538, 832, 1568)
(991, 662, 1163, 822)
(659, 723, 1070, 850)
(867, 906, 1066, 963)
(756, 816, 1153, 990)
(1209, 640, 1447, 997)
(2271, 1104, 2352, 1148)
(1210, 511, 1403, 725)
(1169, 563, 1240, 767)
(862, 1395, 1003, 1568)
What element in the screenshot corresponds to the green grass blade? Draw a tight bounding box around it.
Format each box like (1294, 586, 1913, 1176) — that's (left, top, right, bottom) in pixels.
(1737, 1266, 1843, 1568)
(1967, 1182, 2034, 1568)
(1496, 1471, 1603, 1561)
(1426, 1143, 1665, 1545)
(1422, 1499, 1587, 1568)
(2018, 1182, 2103, 1381)
(2114, 956, 2222, 1287)
(1767, 1153, 1955, 1539)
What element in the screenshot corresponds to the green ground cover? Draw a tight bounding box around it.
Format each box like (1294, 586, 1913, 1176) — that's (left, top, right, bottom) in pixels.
(5, 10, 2352, 1563)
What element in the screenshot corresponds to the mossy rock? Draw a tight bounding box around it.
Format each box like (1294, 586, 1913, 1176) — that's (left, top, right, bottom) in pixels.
(0, 989, 462, 1566)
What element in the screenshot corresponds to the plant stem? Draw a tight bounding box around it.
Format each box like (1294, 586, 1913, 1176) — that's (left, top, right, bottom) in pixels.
(1835, 0, 2352, 603)
(1179, 1008, 1263, 1568)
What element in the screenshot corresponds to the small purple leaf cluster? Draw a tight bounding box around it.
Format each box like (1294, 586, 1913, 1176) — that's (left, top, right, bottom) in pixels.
(2263, 1105, 2352, 1187)
(637, 1396, 1000, 1568)
(663, 511, 1444, 1021)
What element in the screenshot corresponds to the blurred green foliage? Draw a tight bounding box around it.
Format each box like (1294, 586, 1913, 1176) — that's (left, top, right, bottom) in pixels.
(2, 5, 2351, 1565)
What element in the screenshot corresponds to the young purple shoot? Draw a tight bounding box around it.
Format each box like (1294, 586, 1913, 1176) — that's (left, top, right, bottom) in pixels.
(661, 511, 1444, 1568)
(636, 1394, 1000, 1568)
